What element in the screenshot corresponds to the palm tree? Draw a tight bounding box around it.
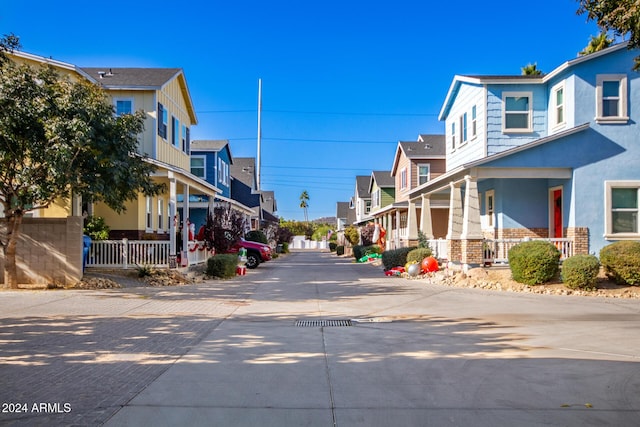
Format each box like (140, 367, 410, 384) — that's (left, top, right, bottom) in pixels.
(521, 62, 543, 76)
(579, 32, 614, 56)
(299, 190, 309, 222)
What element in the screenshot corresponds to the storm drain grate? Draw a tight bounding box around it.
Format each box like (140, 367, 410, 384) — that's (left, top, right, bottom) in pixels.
(295, 319, 352, 327)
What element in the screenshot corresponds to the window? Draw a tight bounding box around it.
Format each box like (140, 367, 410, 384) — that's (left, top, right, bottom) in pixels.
(451, 122, 456, 149)
(217, 158, 229, 186)
(115, 99, 132, 116)
(172, 117, 180, 148)
(503, 92, 532, 132)
(400, 168, 408, 190)
(485, 190, 495, 228)
(157, 199, 164, 233)
(157, 103, 167, 139)
(372, 189, 380, 208)
(191, 156, 205, 179)
(417, 164, 430, 186)
(471, 105, 477, 138)
(365, 200, 371, 214)
(596, 74, 628, 123)
(146, 197, 153, 230)
(605, 181, 639, 238)
(461, 113, 468, 144)
(552, 84, 564, 127)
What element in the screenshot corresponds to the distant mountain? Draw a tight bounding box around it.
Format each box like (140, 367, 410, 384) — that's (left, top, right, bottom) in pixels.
(312, 217, 337, 227)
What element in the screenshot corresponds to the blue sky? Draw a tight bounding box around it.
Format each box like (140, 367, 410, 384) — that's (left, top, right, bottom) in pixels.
(3, 1, 601, 221)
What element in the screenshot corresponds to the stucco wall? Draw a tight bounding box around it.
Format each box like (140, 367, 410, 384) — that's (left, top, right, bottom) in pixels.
(0, 217, 83, 286)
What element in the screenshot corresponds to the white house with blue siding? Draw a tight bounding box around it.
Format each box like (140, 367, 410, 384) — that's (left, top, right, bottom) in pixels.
(408, 43, 640, 267)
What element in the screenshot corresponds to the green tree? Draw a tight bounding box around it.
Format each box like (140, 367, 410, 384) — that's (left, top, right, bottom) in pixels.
(577, 0, 640, 69)
(299, 190, 309, 222)
(0, 37, 164, 288)
(521, 62, 543, 76)
(579, 32, 614, 55)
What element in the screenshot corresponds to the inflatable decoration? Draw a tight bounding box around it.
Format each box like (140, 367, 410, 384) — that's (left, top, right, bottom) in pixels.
(384, 266, 405, 277)
(407, 263, 421, 277)
(421, 256, 439, 273)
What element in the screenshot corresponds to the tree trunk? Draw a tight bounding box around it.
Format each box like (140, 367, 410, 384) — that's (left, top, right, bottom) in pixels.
(3, 213, 22, 289)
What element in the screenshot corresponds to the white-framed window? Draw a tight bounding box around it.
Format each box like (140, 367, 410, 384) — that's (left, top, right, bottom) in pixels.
(461, 113, 468, 144)
(552, 84, 565, 127)
(146, 196, 153, 231)
(451, 121, 456, 150)
(372, 189, 381, 208)
(605, 181, 639, 238)
(157, 199, 164, 233)
(417, 163, 430, 186)
(471, 105, 477, 139)
(115, 98, 133, 116)
(596, 74, 628, 123)
(172, 117, 180, 149)
(503, 92, 532, 132)
(157, 103, 168, 139)
(485, 190, 495, 228)
(191, 156, 206, 179)
(400, 168, 408, 190)
(217, 158, 229, 186)
(365, 200, 371, 214)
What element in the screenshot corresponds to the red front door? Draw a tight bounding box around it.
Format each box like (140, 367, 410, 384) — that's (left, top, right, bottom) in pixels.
(553, 189, 562, 238)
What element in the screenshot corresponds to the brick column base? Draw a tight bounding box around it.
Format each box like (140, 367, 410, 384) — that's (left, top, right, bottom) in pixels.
(448, 239, 461, 264)
(461, 239, 484, 267)
(566, 227, 589, 255)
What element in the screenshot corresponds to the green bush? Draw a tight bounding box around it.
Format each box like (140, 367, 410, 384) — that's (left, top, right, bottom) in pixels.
(206, 254, 238, 279)
(406, 247, 433, 265)
(353, 244, 382, 260)
(83, 215, 110, 240)
(329, 242, 337, 252)
(600, 241, 640, 286)
(245, 230, 268, 244)
(336, 245, 345, 256)
(382, 247, 417, 270)
(508, 240, 561, 285)
(282, 242, 290, 253)
(344, 226, 359, 246)
(561, 254, 600, 289)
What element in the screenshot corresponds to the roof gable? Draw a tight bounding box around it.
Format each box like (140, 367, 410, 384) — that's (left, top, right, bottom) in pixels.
(391, 135, 446, 175)
(191, 140, 233, 163)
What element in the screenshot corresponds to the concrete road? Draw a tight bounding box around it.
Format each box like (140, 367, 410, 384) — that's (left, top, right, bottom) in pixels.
(1, 250, 639, 426)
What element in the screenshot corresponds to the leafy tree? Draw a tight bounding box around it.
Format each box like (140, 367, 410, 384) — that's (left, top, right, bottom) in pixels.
(521, 62, 543, 75)
(344, 225, 360, 246)
(360, 223, 376, 246)
(579, 32, 614, 55)
(577, 0, 640, 69)
(299, 190, 309, 222)
(0, 37, 163, 288)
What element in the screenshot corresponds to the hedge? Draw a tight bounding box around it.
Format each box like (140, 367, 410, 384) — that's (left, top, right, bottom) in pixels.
(206, 254, 238, 278)
(382, 247, 417, 270)
(600, 241, 640, 286)
(336, 245, 345, 256)
(508, 240, 561, 285)
(561, 254, 600, 289)
(353, 244, 382, 260)
(406, 248, 433, 265)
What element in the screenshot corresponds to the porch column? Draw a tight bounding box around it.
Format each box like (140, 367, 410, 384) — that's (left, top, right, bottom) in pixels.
(420, 194, 434, 239)
(461, 175, 484, 267)
(182, 184, 190, 265)
(407, 199, 418, 242)
(385, 212, 392, 250)
(395, 210, 401, 248)
(168, 175, 177, 263)
(447, 182, 464, 264)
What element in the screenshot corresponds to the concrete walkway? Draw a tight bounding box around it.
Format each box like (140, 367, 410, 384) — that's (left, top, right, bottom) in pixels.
(2, 250, 640, 426)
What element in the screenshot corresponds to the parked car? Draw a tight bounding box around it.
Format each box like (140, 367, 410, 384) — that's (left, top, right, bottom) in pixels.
(226, 238, 272, 269)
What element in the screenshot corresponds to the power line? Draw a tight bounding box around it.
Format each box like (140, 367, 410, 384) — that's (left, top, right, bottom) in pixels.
(262, 164, 372, 171)
(196, 109, 438, 117)
(264, 137, 395, 144)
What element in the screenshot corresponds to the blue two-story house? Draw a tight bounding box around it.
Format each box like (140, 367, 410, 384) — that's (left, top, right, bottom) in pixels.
(409, 43, 640, 267)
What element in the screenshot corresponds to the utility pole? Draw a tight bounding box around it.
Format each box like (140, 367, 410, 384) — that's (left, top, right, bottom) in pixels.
(256, 78, 262, 191)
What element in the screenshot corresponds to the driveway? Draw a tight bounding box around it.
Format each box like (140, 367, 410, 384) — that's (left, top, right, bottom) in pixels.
(1, 250, 639, 426)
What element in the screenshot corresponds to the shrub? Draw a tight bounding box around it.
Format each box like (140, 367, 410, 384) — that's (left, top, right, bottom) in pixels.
(245, 230, 268, 244)
(83, 215, 110, 240)
(336, 245, 345, 256)
(406, 247, 433, 265)
(508, 240, 561, 285)
(600, 241, 640, 285)
(282, 242, 290, 253)
(344, 226, 359, 246)
(353, 245, 365, 260)
(382, 247, 417, 270)
(206, 254, 238, 279)
(329, 242, 337, 252)
(561, 254, 600, 289)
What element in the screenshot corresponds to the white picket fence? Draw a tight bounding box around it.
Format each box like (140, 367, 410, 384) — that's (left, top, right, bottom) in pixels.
(483, 238, 574, 264)
(86, 239, 210, 269)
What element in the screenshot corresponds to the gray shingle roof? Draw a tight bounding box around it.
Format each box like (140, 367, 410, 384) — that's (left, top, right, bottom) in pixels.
(79, 67, 182, 88)
(336, 201, 350, 218)
(191, 140, 230, 151)
(372, 170, 394, 188)
(400, 134, 446, 157)
(230, 158, 256, 188)
(356, 176, 371, 198)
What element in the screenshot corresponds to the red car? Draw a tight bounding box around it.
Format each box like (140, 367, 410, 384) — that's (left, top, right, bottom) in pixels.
(226, 238, 272, 269)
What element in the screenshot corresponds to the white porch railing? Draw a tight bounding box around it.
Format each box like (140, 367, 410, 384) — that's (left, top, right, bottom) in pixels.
(86, 239, 209, 268)
(427, 239, 448, 260)
(483, 238, 574, 265)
